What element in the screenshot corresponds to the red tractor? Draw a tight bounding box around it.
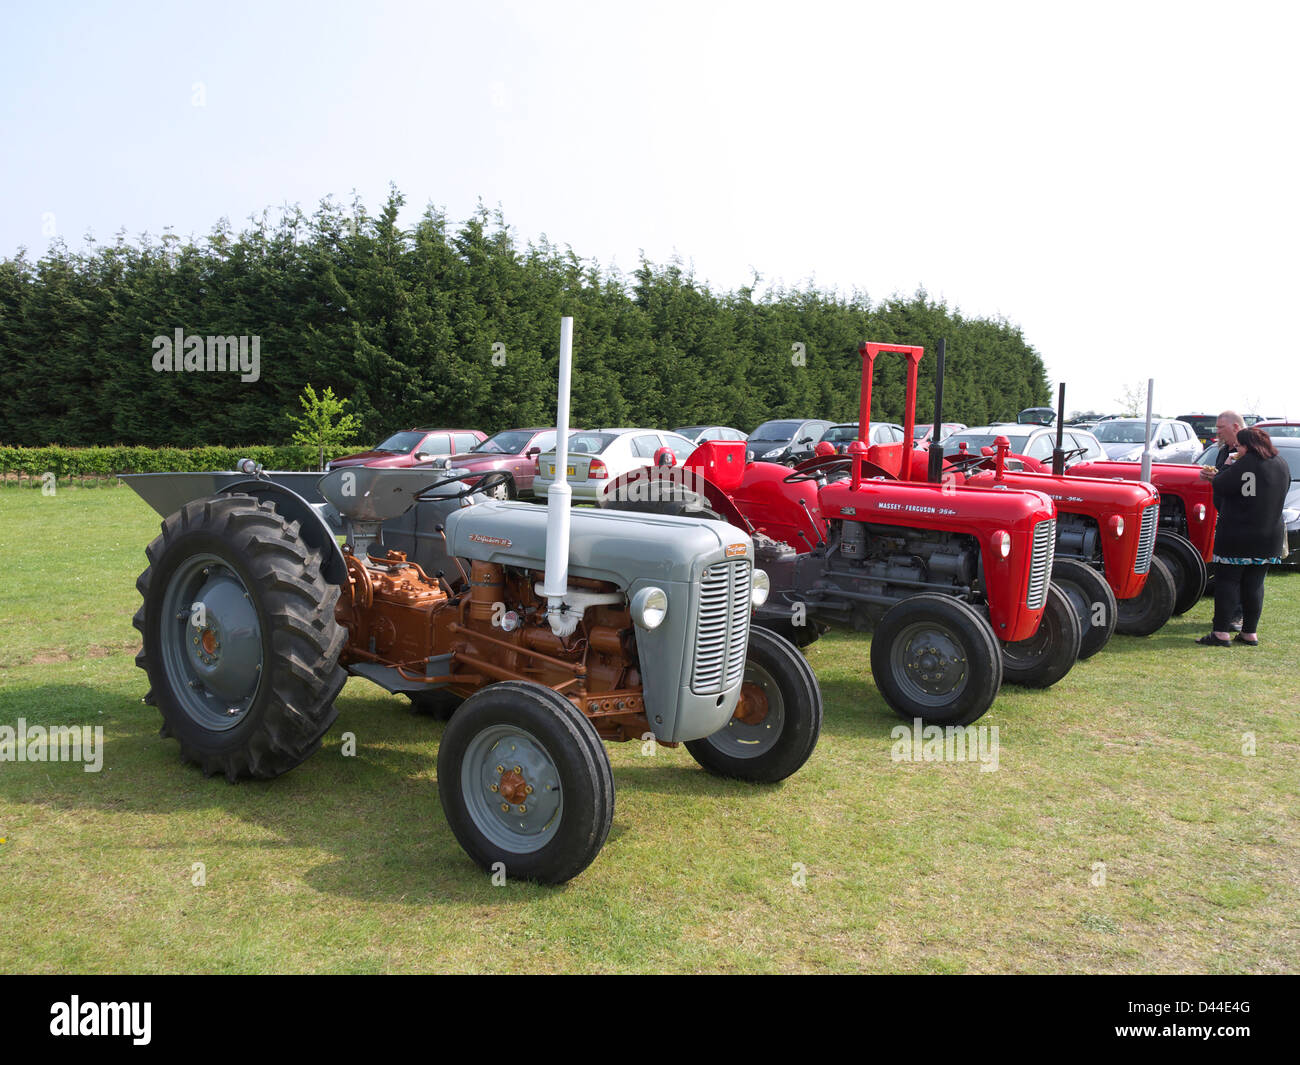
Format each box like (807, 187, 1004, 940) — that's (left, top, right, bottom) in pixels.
(1068, 459, 1212, 612)
(607, 342, 1082, 728)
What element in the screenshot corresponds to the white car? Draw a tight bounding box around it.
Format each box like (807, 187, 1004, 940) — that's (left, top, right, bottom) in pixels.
(533, 428, 700, 503)
(945, 425, 1106, 469)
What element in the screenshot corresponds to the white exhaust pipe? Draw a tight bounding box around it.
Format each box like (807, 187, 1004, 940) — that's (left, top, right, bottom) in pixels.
(1140, 377, 1154, 482)
(542, 317, 576, 635)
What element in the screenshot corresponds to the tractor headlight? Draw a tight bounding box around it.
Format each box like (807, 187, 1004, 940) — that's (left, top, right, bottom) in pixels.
(1108, 514, 1125, 538)
(990, 529, 1011, 559)
(751, 568, 770, 607)
(631, 586, 668, 630)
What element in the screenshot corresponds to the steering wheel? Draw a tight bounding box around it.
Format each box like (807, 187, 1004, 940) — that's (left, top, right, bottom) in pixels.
(943, 452, 996, 472)
(784, 455, 854, 482)
(418, 468, 513, 501)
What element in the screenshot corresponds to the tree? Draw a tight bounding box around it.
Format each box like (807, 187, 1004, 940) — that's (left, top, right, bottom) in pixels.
(288, 384, 361, 469)
(1115, 381, 1147, 418)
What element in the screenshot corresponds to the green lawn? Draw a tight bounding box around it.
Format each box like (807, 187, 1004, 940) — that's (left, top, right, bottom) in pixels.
(0, 484, 1296, 973)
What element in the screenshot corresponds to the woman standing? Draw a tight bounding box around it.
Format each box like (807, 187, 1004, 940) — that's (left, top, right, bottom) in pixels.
(1197, 427, 1288, 646)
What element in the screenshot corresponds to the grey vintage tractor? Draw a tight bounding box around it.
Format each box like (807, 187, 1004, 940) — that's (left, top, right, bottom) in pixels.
(123, 319, 822, 883)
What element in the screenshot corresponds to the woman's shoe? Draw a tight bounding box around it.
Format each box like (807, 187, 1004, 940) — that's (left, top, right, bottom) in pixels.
(1233, 634, 1258, 646)
(1195, 634, 1232, 647)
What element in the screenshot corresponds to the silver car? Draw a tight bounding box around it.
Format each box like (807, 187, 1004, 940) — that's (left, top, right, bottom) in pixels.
(534, 428, 700, 503)
(1092, 418, 1201, 463)
(944, 425, 1105, 469)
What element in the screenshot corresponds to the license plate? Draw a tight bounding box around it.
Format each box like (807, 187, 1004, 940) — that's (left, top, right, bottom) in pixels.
(548, 465, 555, 476)
(567, 465, 576, 476)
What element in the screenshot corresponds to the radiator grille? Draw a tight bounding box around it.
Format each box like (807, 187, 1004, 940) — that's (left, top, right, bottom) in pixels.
(1026, 518, 1056, 610)
(691, 560, 752, 695)
(1134, 503, 1159, 574)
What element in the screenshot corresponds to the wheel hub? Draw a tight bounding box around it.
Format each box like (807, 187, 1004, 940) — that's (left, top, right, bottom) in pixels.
(464, 727, 563, 852)
(733, 682, 770, 725)
(897, 627, 968, 697)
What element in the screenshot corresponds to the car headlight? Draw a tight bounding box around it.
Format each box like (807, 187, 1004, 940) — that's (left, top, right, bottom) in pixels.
(751, 568, 770, 607)
(630, 586, 668, 630)
(762, 447, 785, 459)
(1283, 507, 1300, 526)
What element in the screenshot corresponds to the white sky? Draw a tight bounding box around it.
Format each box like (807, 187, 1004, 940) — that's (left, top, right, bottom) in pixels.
(2, 0, 1296, 419)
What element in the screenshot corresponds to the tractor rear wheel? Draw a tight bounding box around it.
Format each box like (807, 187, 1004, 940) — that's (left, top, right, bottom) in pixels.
(1154, 531, 1208, 615)
(1114, 555, 1177, 636)
(438, 681, 614, 884)
(870, 593, 1002, 726)
(685, 626, 822, 782)
(1051, 558, 1117, 660)
(133, 494, 347, 781)
(1000, 583, 1082, 688)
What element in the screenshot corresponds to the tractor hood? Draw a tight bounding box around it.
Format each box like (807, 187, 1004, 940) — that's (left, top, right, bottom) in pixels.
(445, 501, 748, 586)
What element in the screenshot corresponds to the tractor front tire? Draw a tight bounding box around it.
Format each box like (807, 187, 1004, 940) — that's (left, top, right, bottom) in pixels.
(437, 681, 614, 884)
(870, 593, 1003, 726)
(1000, 583, 1082, 688)
(133, 494, 347, 781)
(1154, 531, 1208, 616)
(1051, 558, 1117, 660)
(685, 626, 823, 782)
(1115, 555, 1177, 636)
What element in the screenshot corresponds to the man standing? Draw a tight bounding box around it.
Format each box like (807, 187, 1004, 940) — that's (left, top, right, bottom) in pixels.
(1198, 411, 1245, 481)
(1197, 410, 1246, 629)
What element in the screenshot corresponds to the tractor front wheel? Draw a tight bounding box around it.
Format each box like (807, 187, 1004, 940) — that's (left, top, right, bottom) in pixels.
(1051, 558, 1117, 660)
(1154, 531, 1208, 615)
(685, 626, 823, 782)
(437, 681, 614, 884)
(999, 583, 1082, 688)
(133, 494, 347, 781)
(1115, 555, 1177, 636)
(870, 593, 1003, 726)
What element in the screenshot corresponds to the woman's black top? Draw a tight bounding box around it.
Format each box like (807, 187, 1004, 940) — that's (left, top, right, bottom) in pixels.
(1211, 452, 1287, 558)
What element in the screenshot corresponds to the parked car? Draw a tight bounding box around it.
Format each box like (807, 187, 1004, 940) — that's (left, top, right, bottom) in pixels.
(1091, 418, 1201, 464)
(820, 422, 906, 452)
(533, 428, 699, 503)
(944, 424, 1105, 469)
(673, 425, 748, 445)
(746, 419, 834, 465)
(1017, 406, 1056, 426)
(327, 427, 486, 471)
(1177, 413, 1219, 447)
(912, 422, 968, 444)
(449, 428, 570, 498)
(1254, 420, 1300, 439)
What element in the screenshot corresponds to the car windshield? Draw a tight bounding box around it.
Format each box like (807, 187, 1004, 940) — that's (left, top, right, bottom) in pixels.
(1261, 424, 1300, 438)
(1180, 416, 1216, 437)
(472, 430, 533, 455)
(822, 426, 858, 444)
(945, 431, 1034, 454)
(1092, 421, 1150, 444)
(374, 431, 424, 452)
(544, 432, 618, 456)
(674, 426, 707, 438)
(1018, 410, 1054, 425)
(751, 420, 804, 440)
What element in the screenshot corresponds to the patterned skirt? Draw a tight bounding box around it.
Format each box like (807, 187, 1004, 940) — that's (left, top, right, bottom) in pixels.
(1211, 556, 1282, 565)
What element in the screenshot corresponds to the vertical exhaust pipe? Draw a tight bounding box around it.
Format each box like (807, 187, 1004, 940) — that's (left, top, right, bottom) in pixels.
(1051, 382, 1066, 475)
(926, 338, 947, 483)
(541, 317, 575, 635)
(1140, 377, 1154, 482)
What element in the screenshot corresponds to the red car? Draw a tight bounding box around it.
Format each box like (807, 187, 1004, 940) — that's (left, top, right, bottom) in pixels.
(449, 428, 571, 498)
(326, 428, 486, 471)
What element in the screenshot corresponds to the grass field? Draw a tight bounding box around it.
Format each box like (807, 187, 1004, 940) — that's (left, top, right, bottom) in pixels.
(1, 484, 1297, 973)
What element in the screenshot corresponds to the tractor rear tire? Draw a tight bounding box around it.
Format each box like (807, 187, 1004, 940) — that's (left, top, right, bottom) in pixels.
(1115, 555, 1177, 636)
(870, 593, 1003, 727)
(1000, 583, 1082, 688)
(685, 626, 823, 782)
(1154, 531, 1208, 616)
(133, 494, 347, 781)
(437, 681, 614, 884)
(1051, 558, 1117, 660)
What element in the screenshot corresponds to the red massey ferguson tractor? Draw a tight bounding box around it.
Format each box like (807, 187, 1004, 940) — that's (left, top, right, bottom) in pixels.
(606, 342, 1083, 728)
(1067, 458, 1212, 612)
